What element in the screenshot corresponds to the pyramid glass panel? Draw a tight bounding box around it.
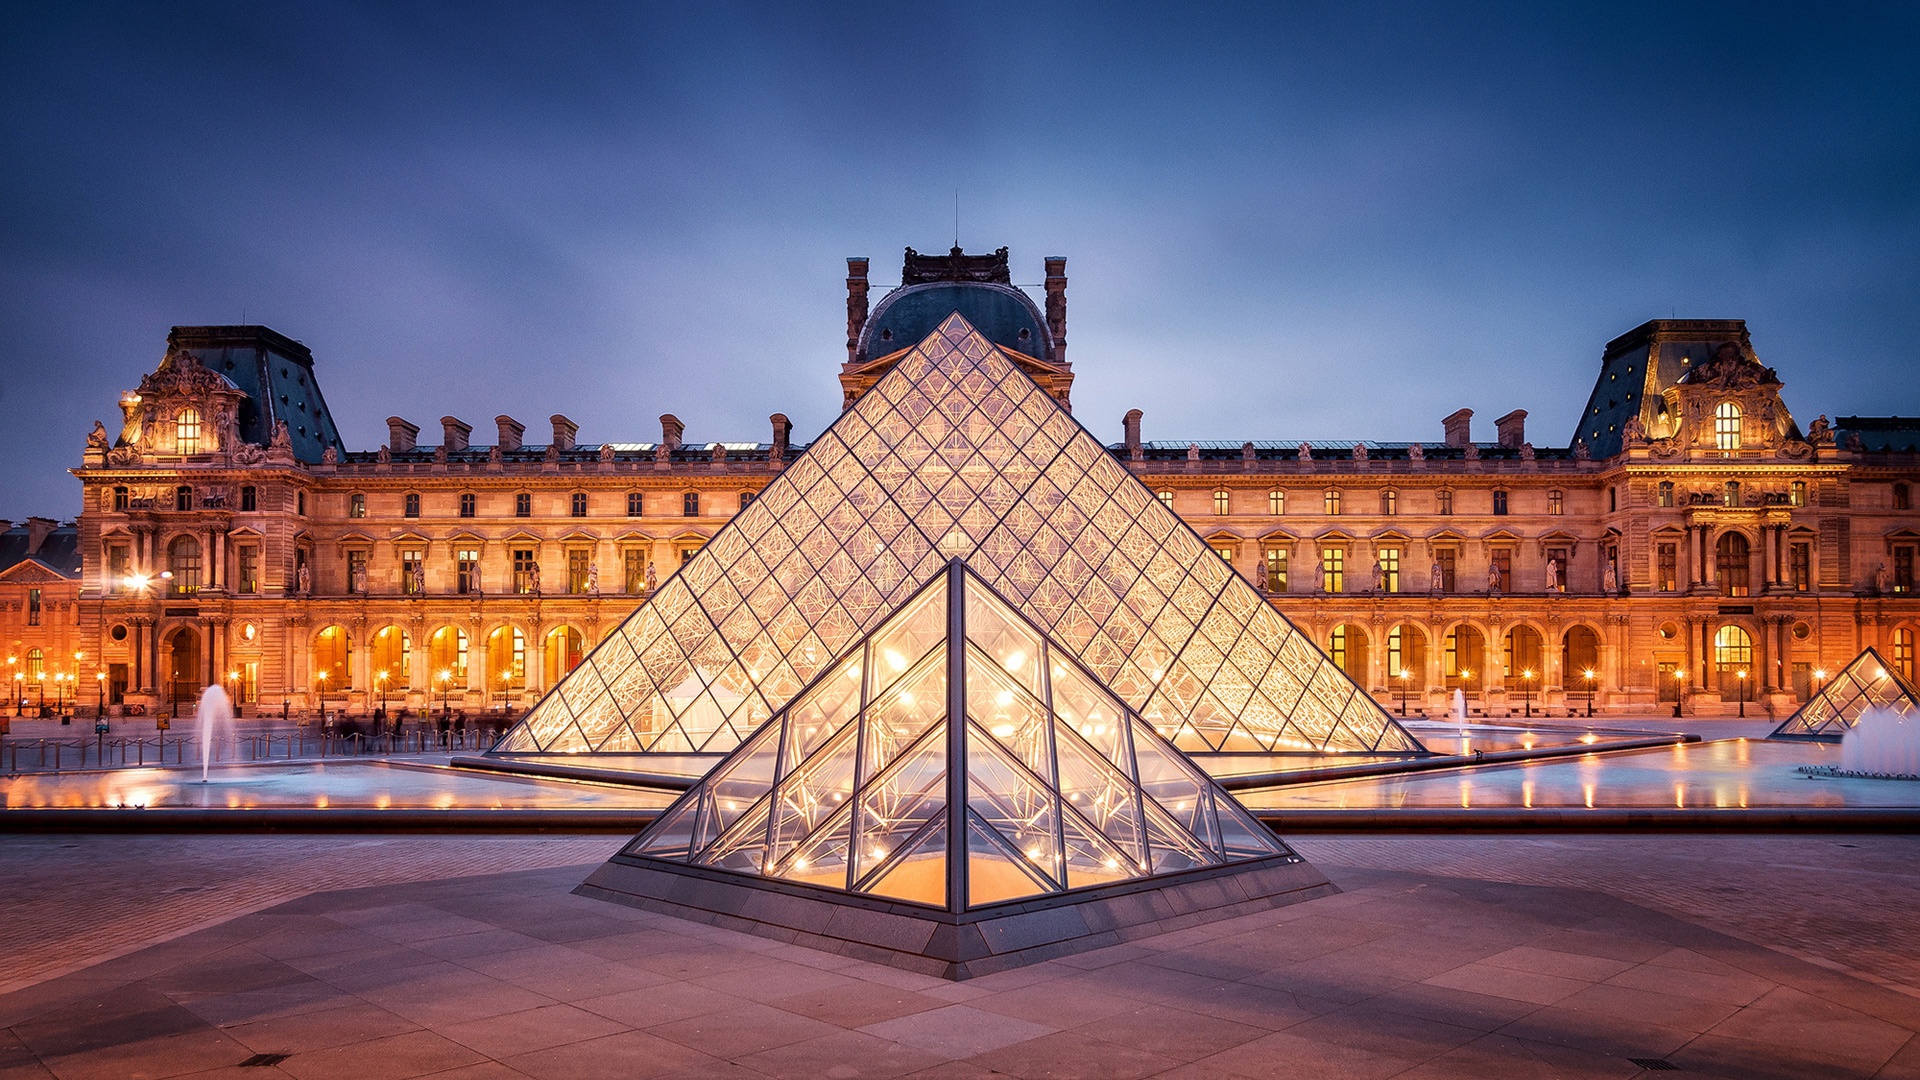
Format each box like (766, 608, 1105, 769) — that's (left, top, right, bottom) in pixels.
(496, 312, 1419, 757)
(615, 561, 1292, 920)
(1771, 648, 1920, 740)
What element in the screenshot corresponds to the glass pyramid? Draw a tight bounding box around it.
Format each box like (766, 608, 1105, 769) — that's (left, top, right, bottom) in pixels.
(493, 312, 1421, 758)
(627, 560, 1293, 909)
(1770, 648, 1920, 741)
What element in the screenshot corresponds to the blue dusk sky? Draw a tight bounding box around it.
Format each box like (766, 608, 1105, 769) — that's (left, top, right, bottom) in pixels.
(2, 2, 1917, 514)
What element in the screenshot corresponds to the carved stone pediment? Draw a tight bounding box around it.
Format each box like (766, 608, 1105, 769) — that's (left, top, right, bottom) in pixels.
(1681, 341, 1782, 392)
(105, 445, 145, 467)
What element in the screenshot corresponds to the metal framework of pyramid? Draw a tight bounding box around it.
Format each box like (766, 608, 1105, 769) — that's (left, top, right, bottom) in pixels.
(1770, 648, 1920, 741)
(493, 312, 1420, 759)
(576, 559, 1334, 978)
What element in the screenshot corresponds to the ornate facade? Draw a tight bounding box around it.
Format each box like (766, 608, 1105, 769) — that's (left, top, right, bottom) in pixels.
(58, 250, 1920, 720)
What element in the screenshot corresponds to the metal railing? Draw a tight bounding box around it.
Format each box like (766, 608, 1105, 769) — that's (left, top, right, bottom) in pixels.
(0, 728, 503, 774)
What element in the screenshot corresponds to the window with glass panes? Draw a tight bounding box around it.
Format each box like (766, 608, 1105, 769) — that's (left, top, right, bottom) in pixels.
(1492, 490, 1508, 515)
(1435, 549, 1456, 592)
(1790, 481, 1807, 507)
(1658, 543, 1678, 591)
(1212, 544, 1234, 562)
(1724, 481, 1740, 507)
(349, 493, 366, 518)
(683, 492, 699, 516)
(346, 551, 367, 593)
(237, 546, 258, 593)
(1791, 542, 1811, 590)
(404, 492, 420, 517)
(515, 492, 531, 517)
(1324, 489, 1341, 515)
(1323, 548, 1344, 592)
(1896, 546, 1915, 593)
(400, 550, 422, 594)
(107, 545, 129, 595)
(1157, 491, 1174, 508)
(1894, 628, 1915, 682)
(1264, 547, 1287, 590)
(627, 492, 643, 516)
(1659, 481, 1674, 507)
(27, 589, 41, 626)
(1213, 490, 1230, 515)
(1436, 490, 1453, 515)
(456, 548, 480, 593)
(458, 493, 475, 518)
(512, 549, 537, 593)
(1714, 402, 1742, 451)
(1549, 490, 1563, 515)
(1381, 490, 1397, 516)
(1378, 548, 1400, 593)
(1268, 490, 1284, 515)
(624, 550, 646, 594)
(240, 485, 256, 511)
(568, 549, 591, 593)
(740, 491, 755, 510)
(571, 493, 588, 517)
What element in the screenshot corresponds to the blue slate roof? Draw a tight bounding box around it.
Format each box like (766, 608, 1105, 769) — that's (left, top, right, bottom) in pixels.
(0, 522, 81, 579)
(1835, 417, 1920, 452)
(1573, 320, 1748, 459)
(858, 283, 1051, 365)
(169, 326, 344, 464)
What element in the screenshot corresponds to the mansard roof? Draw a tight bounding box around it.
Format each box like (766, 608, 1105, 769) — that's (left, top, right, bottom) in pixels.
(0, 521, 80, 580)
(167, 325, 344, 463)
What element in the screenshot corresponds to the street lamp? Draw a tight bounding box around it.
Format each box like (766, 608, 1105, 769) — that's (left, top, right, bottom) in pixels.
(1582, 668, 1596, 718)
(1520, 668, 1535, 719)
(6, 656, 16, 715)
(96, 672, 106, 718)
(1397, 668, 1411, 716)
(36, 671, 47, 717)
(1737, 668, 1748, 718)
(316, 669, 330, 723)
(1813, 668, 1827, 699)
(376, 669, 391, 715)
(1672, 667, 1687, 718)
(437, 668, 453, 717)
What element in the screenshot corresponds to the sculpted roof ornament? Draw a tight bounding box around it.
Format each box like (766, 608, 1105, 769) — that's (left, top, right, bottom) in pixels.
(1681, 341, 1781, 391)
(901, 245, 1011, 285)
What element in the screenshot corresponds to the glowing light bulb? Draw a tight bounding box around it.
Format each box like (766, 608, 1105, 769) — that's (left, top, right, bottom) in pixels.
(794, 858, 809, 870)
(1103, 858, 1118, 870)
(1025, 847, 1042, 860)
(1004, 650, 1026, 673)
(885, 649, 906, 672)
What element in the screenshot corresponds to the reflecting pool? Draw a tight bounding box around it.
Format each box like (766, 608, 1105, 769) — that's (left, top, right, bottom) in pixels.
(0, 761, 676, 810)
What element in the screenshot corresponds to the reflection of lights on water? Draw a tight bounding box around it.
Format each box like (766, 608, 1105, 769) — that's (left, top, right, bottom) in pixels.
(1675, 784, 1686, 809)
(1583, 784, 1595, 809)
(1522, 781, 1533, 809)
(1578, 734, 1599, 744)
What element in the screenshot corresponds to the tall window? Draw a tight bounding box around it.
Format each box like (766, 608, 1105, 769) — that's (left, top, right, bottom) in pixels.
(1658, 480, 1674, 507)
(297, 491, 306, 515)
(456, 548, 480, 594)
(400, 550, 423, 595)
(627, 492, 644, 517)
(1436, 490, 1453, 515)
(349, 493, 366, 518)
(624, 549, 647, 594)
(24, 648, 44, 680)
(683, 492, 700, 517)
(458, 493, 475, 518)
(26, 588, 41, 626)
(430, 627, 469, 682)
(240, 485, 257, 512)
(106, 545, 129, 595)
(175, 485, 193, 512)
(1724, 481, 1741, 507)
(404, 492, 420, 517)
(1897, 483, 1913, 511)
(1435, 549, 1456, 592)
(1381, 490, 1398, 516)
(1548, 490, 1564, 515)
(1790, 481, 1807, 507)
(346, 551, 368, 594)
(1264, 548, 1287, 591)
(567, 549, 591, 594)
(237, 546, 258, 593)
(175, 408, 201, 454)
(1213, 490, 1230, 515)
(1658, 543, 1678, 592)
(1714, 402, 1742, 451)
(1895, 546, 1915, 594)
(1894, 628, 1915, 683)
(1157, 491, 1174, 509)
(1489, 549, 1512, 592)
(515, 492, 532, 517)
(1323, 548, 1344, 593)
(512, 549, 537, 593)
(1790, 542, 1811, 591)
(571, 492, 588, 518)
(1328, 627, 1348, 670)
(113, 486, 129, 511)
(1714, 624, 1753, 676)
(1378, 548, 1400, 593)
(1716, 532, 1751, 597)
(1324, 489, 1342, 515)
(1268, 490, 1284, 515)
(167, 536, 201, 596)
(1492, 490, 1509, 515)
(371, 627, 411, 691)
(740, 491, 755, 510)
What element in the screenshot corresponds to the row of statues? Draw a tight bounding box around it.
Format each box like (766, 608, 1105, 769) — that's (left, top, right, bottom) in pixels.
(1252, 555, 1621, 596)
(302, 560, 659, 597)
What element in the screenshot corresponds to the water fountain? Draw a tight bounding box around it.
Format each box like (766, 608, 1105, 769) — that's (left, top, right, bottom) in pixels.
(196, 684, 232, 784)
(1798, 706, 1920, 781)
(1452, 689, 1467, 723)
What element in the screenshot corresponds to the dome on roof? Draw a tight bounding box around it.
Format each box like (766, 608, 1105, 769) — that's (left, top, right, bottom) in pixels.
(857, 282, 1051, 364)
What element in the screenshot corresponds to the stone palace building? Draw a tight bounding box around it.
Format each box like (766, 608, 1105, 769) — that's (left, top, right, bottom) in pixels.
(23, 245, 1919, 721)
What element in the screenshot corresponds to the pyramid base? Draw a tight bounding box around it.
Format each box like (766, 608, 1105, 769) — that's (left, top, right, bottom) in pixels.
(575, 853, 1337, 980)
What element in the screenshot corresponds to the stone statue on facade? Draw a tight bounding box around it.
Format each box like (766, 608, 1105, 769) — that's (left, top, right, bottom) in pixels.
(586, 561, 600, 596)
(269, 421, 292, 453)
(1846, 432, 1865, 452)
(1297, 442, 1313, 462)
(1408, 443, 1424, 462)
(1352, 442, 1368, 463)
(1572, 440, 1591, 461)
(470, 563, 482, 596)
(376, 445, 391, 464)
(526, 561, 542, 595)
(1463, 442, 1479, 461)
(1255, 560, 1269, 592)
(1519, 442, 1535, 461)
(296, 564, 311, 595)
(1546, 557, 1563, 593)
(599, 443, 614, 465)
(410, 561, 425, 596)
(1317, 556, 1330, 594)
(87, 421, 110, 451)
(1622, 414, 1646, 444)
(1487, 561, 1502, 596)
(544, 444, 560, 465)
(1807, 415, 1834, 443)
(1429, 561, 1444, 596)
(1603, 560, 1619, 596)
(1186, 443, 1199, 462)
(646, 561, 658, 593)
(1875, 561, 1891, 595)
(1370, 559, 1384, 594)
(321, 445, 339, 465)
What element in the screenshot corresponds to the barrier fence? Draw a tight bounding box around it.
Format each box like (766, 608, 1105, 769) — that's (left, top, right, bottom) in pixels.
(0, 728, 504, 774)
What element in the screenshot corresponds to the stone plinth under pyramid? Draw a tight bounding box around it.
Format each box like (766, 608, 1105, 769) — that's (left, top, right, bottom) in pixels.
(1771, 648, 1920, 742)
(494, 312, 1420, 762)
(576, 559, 1334, 979)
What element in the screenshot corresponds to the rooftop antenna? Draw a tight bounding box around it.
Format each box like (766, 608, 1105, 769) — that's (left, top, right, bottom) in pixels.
(954, 191, 960, 248)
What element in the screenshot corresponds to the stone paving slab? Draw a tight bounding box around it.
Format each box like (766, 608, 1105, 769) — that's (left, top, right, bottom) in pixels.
(4, 847, 1920, 1078)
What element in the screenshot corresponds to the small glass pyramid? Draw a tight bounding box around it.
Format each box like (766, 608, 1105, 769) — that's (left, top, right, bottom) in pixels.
(1770, 648, 1920, 741)
(627, 559, 1293, 909)
(493, 312, 1420, 758)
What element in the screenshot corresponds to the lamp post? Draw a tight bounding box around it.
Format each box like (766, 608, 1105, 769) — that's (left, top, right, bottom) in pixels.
(226, 670, 241, 719)
(1813, 668, 1827, 700)
(1521, 669, 1535, 719)
(1397, 668, 1411, 716)
(96, 672, 106, 718)
(73, 651, 84, 718)
(315, 670, 329, 726)
(36, 672, 47, 717)
(1582, 668, 1596, 718)
(1737, 668, 1748, 718)
(437, 669, 452, 718)
(376, 669, 391, 715)
(1672, 667, 1687, 718)
(7, 656, 17, 715)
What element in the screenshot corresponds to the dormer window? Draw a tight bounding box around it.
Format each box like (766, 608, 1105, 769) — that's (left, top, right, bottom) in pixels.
(1714, 402, 1742, 451)
(175, 408, 201, 454)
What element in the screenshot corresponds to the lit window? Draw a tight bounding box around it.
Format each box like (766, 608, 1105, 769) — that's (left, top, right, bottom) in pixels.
(1658, 481, 1674, 507)
(399, 550, 422, 595)
(1894, 628, 1915, 682)
(1716, 532, 1751, 597)
(346, 550, 367, 593)
(1549, 490, 1563, 515)
(571, 492, 588, 518)
(683, 492, 700, 517)
(1268, 490, 1284, 515)
(624, 549, 647, 593)
(167, 535, 201, 596)
(513, 549, 538, 593)
(404, 492, 420, 517)
(1264, 548, 1287, 590)
(456, 548, 481, 594)
(349, 493, 366, 518)
(568, 549, 591, 593)
(1212, 545, 1234, 562)
(175, 408, 201, 454)
(1378, 547, 1400, 593)
(1323, 548, 1344, 592)
(1157, 491, 1174, 508)
(1715, 402, 1742, 451)
(1329, 626, 1348, 670)
(1324, 489, 1341, 515)
(458, 493, 475, 518)
(1381, 490, 1397, 516)
(1724, 481, 1740, 507)
(1492, 490, 1508, 515)
(1714, 624, 1753, 672)
(1213, 490, 1230, 515)
(1790, 481, 1806, 507)
(27, 588, 41, 626)
(1790, 542, 1811, 591)
(515, 492, 531, 517)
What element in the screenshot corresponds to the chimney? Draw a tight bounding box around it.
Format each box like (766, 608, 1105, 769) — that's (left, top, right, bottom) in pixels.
(550, 414, 577, 451)
(495, 415, 524, 451)
(1494, 409, 1527, 448)
(440, 416, 471, 452)
(770, 413, 791, 462)
(1123, 408, 1143, 461)
(1443, 408, 1474, 448)
(846, 258, 870, 363)
(386, 417, 419, 452)
(1044, 257, 1068, 362)
(659, 414, 684, 451)
(24, 516, 56, 556)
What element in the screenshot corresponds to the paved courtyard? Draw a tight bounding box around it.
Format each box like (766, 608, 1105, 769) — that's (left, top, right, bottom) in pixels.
(2, 833, 1919, 1078)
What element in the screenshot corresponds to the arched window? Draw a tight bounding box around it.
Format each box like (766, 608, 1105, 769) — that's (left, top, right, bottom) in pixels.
(429, 627, 469, 685)
(175, 408, 201, 454)
(1892, 628, 1915, 683)
(1562, 626, 1601, 687)
(24, 648, 45, 680)
(1324, 488, 1342, 515)
(1503, 626, 1543, 680)
(1212, 490, 1230, 515)
(1387, 625, 1426, 685)
(544, 626, 585, 686)
(1714, 402, 1742, 451)
(1716, 532, 1751, 597)
(1658, 480, 1674, 507)
(1443, 626, 1484, 689)
(1268, 490, 1285, 515)
(487, 626, 527, 691)
(1381, 490, 1398, 516)
(312, 626, 350, 690)
(370, 627, 411, 691)
(1714, 624, 1753, 678)
(167, 536, 201, 596)
(1329, 625, 1368, 683)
